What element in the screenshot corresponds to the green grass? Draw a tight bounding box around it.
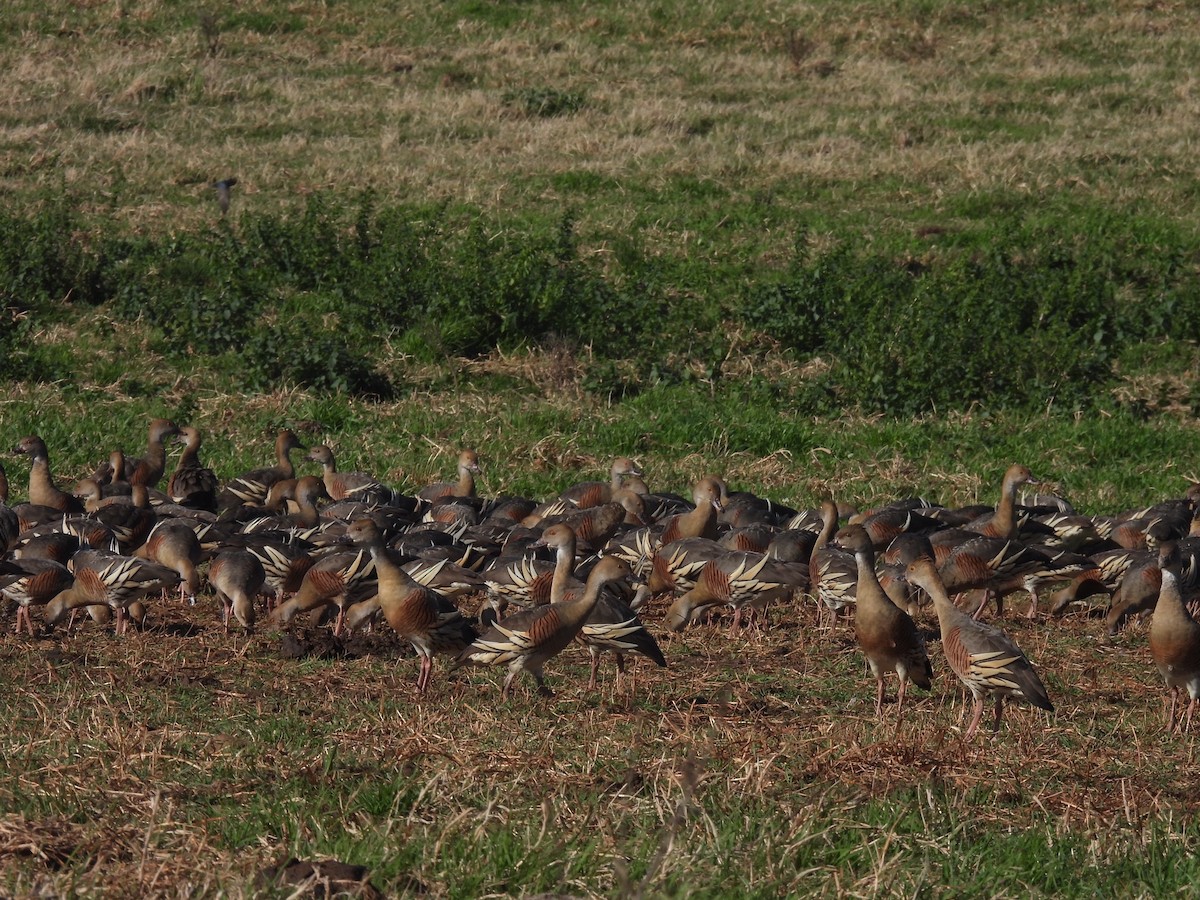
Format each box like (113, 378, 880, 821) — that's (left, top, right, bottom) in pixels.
(4, 2, 1200, 894)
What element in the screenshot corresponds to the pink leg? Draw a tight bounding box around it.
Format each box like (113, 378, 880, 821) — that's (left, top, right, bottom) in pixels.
(965, 698, 985, 739)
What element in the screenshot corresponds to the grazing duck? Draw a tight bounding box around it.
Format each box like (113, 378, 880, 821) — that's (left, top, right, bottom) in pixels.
(306, 445, 395, 505)
(834, 525, 932, 720)
(135, 520, 202, 604)
(899, 529, 1078, 621)
(418, 449, 482, 503)
(218, 429, 306, 510)
(166, 426, 220, 512)
(906, 557, 1054, 739)
(43, 549, 181, 634)
(1, 558, 74, 635)
(558, 457, 643, 509)
(346, 519, 477, 692)
(662, 549, 798, 635)
(268, 546, 377, 635)
(209, 548, 266, 633)
(1049, 547, 1140, 616)
(1149, 543, 1200, 733)
(452, 556, 633, 698)
(226, 531, 316, 607)
(11, 436, 84, 514)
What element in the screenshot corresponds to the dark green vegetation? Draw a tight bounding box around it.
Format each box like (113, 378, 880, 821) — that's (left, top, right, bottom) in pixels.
(5, 195, 1200, 413)
(4, 0, 1200, 894)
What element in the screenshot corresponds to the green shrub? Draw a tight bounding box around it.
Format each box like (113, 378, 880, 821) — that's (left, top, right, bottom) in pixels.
(4, 192, 1200, 411)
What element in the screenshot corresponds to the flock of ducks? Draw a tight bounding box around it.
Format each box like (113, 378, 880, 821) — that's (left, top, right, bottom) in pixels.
(2, 419, 1199, 737)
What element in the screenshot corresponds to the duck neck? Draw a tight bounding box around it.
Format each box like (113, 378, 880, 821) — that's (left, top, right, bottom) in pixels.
(557, 575, 608, 629)
(818, 505, 841, 552)
(1153, 569, 1196, 629)
(852, 547, 887, 609)
(277, 440, 298, 480)
(178, 435, 202, 470)
(28, 453, 63, 508)
(991, 473, 1022, 540)
(681, 499, 716, 538)
(548, 537, 578, 605)
(294, 493, 321, 527)
(455, 464, 476, 498)
(918, 572, 961, 634)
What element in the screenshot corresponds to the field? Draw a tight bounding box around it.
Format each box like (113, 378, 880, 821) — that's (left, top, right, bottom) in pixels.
(4, 0, 1200, 896)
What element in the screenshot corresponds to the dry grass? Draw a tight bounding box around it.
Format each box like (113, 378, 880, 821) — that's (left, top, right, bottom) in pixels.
(0, 577, 1196, 895)
(3, 2, 1200, 254)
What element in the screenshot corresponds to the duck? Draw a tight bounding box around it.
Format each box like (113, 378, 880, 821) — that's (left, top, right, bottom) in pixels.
(224, 531, 316, 608)
(657, 477, 724, 545)
(268, 545, 377, 635)
(905, 557, 1054, 738)
(662, 549, 799, 635)
(0, 462, 18, 552)
(1, 558, 75, 635)
(134, 520, 203, 604)
(452, 556, 634, 698)
(218, 429, 306, 510)
(306, 445, 395, 505)
(11, 436, 84, 514)
(88, 484, 157, 553)
(208, 548, 266, 633)
(240, 476, 334, 542)
(345, 519, 478, 692)
(539, 523, 665, 690)
(417, 449, 482, 504)
(809, 500, 856, 629)
(834, 525, 932, 720)
(43, 549, 182, 634)
(647, 537, 726, 597)
(482, 523, 578, 617)
(166, 426, 220, 512)
(1149, 543, 1200, 733)
(557, 457, 644, 509)
(963, 464, 1040, 541)
(124, 419, 182, 488)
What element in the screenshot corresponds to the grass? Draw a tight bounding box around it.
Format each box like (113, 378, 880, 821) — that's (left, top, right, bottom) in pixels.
(1, 569, 1198, 896)
(4, 1, 1200, 248)
(5, 0, 1200, 894)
